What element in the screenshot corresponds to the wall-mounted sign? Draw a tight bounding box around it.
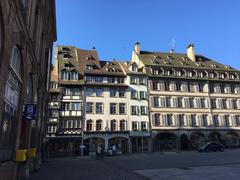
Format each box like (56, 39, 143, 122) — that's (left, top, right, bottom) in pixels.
(23, 103, 37, 120)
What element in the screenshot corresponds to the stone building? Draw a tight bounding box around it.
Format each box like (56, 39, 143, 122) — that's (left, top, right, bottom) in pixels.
(131, 42, 240, 151)
(0, 0, 56, 179)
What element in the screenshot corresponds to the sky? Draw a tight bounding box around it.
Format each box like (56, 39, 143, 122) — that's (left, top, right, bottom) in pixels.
(55, 0, 240, 68)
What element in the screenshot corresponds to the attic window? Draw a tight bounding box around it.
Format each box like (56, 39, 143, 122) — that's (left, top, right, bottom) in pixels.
(63, 53, 72, 59)
(107, 67, 116, 72)
(164, 61, 172, 65)
(167, 56, 174, 60)
(62, 47, 71, 52)
(86, 65, 93, 70)
(182, 57, 188, 61)
(196, 63, 203, 67)
(211, 64, 217, 68)
(181, 62, 188, 66)
(86, 55, 95, 60)
(154, 55, 161, 59)
(225, 65, 232, 69)
(152, 59, 161, 64)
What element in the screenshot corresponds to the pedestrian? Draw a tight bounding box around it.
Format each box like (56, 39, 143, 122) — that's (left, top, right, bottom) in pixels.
(96, 145, 101, 160)
(100, 145, 104, 159)
(112, 144, 116, 155)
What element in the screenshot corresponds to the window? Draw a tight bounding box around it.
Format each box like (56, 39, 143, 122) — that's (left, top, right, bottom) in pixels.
(210, 99, 216, 109)
(219, 73, 225, 79)
(222, 99, 227, 109)
(110, 103, 117, 114)
(119, 89, 125, 97)
(132, 64, 137, 72)
(61, 70, 68, 80)
(179, 114, 185, 126)
(132, 122, 138, 131)
(154, 114, 161, 126)
(209, 83, 214, 93)
(165, 81, 170, 91)
(220, 84, 225, 93)
(86, 65, 93, 70)
(86, 76, 94, 82)
(140, 106, 147, 115)
(131, 91, 138, 99)
(153, 97, 159, 107)
(51, 110, 58, 117)
(177, 97, 183, 108)
(71, 102, 81, 110)
(198, 83, 204, 92)
(175, 70, 181, 77)
(200, 98, 205, 108)
(96, 103, 103, 114)
(110, 120, 117, 131)
(120, 120, 126, 131)
(141, 122, 147, 131)
(86, 102, 93, 113)
(131, 106, 138, 115)
(65, 88, 71, 95)
(189, 98, 194, 108)
(152, 81, 159, 90)
(110, 88, 117, 97)
(70, 71, 78, 80)
(235, 115, 240, 126)
(187, 83, 194, 92)
(166, 114, 173, 126)
(140, 91, 147, 100)
(233, 99, 238, 109)
(230, 84, 235, 94)
(213, 115, 220, 127)
(86, 120, 93, 131)
(108, 77, 115, 83)
(176, 82, 181, 91)
(64, 102, 70, 110)
(191, 114, 197, 126)
(96, 88, 103, 97)
(119, 103, 126, 114)
(186, 71, 193, 77)
(202, 115, 208, 127)
(96, 120, 102, 131)
(86, 88, 94, 96)
(224, 115, 230, 127)
(117, 77, 124, 83)
(166, 97, 171, 107)
(139, 77, 147, 85)
(130, 76, 137, 84)
(95, 76, 103, 83)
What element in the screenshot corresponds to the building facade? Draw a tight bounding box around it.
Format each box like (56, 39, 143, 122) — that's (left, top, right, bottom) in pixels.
(131, 43, 240, 152)
(0, 0, 56, 179)
(48, 43, 240, 156)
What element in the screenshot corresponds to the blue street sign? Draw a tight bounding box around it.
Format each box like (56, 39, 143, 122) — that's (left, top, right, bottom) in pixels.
(24, 104, 37, 120)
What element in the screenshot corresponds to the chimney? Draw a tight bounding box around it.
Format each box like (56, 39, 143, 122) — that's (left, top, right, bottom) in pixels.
(134, 42, 140, 54)
(187, 44, 196, 61)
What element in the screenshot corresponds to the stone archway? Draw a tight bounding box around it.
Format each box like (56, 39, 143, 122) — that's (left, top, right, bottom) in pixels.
(180, 134, 188, 150)
(83, 137, 105, 156)
(108, 137, 129, 154)
(208, 132, 222, 142)
(155, 132, 177, 151)
(224, 132, 239, 148)
(191, 132, 206, 148)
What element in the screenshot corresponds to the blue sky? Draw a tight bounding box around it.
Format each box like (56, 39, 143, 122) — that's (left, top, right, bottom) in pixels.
(56, 0, 240, 68)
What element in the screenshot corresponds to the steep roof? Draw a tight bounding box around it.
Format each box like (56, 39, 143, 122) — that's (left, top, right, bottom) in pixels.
(138, 51, 238, 72)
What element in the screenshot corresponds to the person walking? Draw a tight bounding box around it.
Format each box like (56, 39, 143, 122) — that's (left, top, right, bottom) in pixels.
(100, 145, 104, 159)
(96, 145, 101, 160)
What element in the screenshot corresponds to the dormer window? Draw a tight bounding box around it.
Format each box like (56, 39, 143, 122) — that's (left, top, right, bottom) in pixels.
(86, 65, 93, 70)
(181, 62, 188, 66)
(167, 56, 174, 60)
(164, 69, 171, 76)
(197, 71, 204, 78)
(225, 65, 232, 69)
(209, 72, 215, 79)
(175, 70, 181, 77)
(229, 74, 235, 80)
(186, 71, 193, 77)
(107, 67, 116, 72)
(182, 57, 188, 61)
(211, 64, 217, 68)
(131, 64, 138, 72)
(152, 59, 161, 64)
(164, 61, 172, 65)
(70, 70, 78, 80)
(154, 55, 161, 59)
(152, 68, 161, 75)
(219, 73, 225, 79)
(196, 63, 203, 67)
(61, 70, 69, 80)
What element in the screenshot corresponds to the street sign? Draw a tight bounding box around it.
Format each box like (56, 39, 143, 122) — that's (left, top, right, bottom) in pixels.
(23, 104, 37, 120)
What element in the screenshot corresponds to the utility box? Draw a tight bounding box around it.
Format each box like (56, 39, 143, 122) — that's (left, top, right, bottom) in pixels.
(28, 148, 37, 158)
(15, 149, 27, 162)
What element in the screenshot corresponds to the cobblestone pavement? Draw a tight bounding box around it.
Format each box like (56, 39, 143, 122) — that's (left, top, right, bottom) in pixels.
(30, 149, 240, 180)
